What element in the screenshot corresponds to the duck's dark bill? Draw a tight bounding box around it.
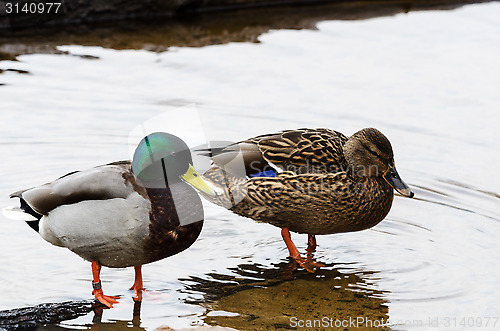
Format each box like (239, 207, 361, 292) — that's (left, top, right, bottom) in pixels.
(383, 167, 414, 198)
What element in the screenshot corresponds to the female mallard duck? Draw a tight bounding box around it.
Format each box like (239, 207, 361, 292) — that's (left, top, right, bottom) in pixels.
(198, 128, 414, 272)
(6, 132, 215, 308)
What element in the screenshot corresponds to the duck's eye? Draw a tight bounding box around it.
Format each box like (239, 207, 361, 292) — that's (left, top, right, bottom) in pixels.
(368, 149, 379, 157)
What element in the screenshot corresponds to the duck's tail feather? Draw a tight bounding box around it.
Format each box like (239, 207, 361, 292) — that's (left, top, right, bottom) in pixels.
(9, 189, 26, 199)
(2, 206, 38, 221)
(193, 141, 235, 158)
(194, 141, 277, 179)
(3, 192, 41, 232)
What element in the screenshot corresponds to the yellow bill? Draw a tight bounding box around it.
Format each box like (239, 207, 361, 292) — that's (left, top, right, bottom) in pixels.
(181, 164, 217, 197)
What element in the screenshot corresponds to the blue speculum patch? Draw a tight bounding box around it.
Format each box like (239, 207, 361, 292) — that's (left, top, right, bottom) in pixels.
(249, 170, 277, 178)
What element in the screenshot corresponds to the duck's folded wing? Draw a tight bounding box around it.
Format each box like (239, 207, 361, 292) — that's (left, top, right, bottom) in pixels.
(250, 129, 349, 173)
(213, 129, 348, 176)
(12, 162, 140, 216)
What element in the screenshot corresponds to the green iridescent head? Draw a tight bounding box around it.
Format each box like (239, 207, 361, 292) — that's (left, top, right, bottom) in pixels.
(132, 132, 216, 196)
(132, 132, 192, 186)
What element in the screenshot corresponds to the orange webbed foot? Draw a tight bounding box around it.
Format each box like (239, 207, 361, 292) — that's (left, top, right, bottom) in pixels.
(292, 255, 324, 273)
(91, 261, 120, 308)
(93, 288, 120, 308)
(281, 228, 324, 273)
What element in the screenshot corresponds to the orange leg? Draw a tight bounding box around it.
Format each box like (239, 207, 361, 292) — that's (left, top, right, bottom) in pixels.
(306, 234, 317, 253)
(129, 265, 144, 302)
(281, 228, 301, 260)
(91, 261, 120, 308)
(306, 234, 325, 268)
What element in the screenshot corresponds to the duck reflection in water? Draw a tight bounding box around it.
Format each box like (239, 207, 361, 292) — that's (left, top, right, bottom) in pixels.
(183, 260, 390, 330)
(91, 300, 144, 330)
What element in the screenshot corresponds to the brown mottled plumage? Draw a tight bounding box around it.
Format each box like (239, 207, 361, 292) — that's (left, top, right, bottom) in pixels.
(204, 168, 392, 235)
(200, 128, 413, 271)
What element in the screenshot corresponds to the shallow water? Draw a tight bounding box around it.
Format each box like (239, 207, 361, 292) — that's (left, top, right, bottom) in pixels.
(1, 2, 500, 330)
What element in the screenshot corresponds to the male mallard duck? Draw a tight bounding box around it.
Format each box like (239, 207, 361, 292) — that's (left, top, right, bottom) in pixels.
(197, 128, 414, 271)
(5, 132, 215, 307)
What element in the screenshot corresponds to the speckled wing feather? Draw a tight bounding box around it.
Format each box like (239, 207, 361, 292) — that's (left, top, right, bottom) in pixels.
(244, 128, 349, 174)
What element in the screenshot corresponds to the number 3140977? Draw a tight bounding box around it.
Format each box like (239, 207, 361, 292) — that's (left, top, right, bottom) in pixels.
(5, 2, 62, 14)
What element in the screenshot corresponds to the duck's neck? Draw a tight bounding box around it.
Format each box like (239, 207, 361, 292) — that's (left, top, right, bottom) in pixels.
(142, 183, 204, 264)
(146, 182, 203, 229)
(139, 175, 183, 189)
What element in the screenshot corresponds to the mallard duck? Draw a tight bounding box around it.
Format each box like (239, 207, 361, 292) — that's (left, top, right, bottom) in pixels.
(197, 128, 414, 271)
(5, 132, 215, 308)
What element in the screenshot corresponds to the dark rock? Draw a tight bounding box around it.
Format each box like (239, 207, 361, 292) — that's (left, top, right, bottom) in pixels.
(0, 300, 93, 330)
(0, 0, 493, 30)
(0, 0, 492, 61)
